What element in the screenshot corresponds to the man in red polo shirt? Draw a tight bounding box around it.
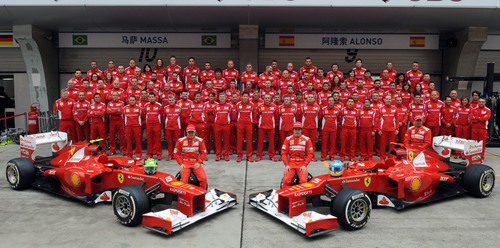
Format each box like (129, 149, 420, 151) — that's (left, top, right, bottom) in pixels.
(256, 94, 278, 162)
(405, 61, 424, 90)
(235, 92, 255, 162)
(144, 92, 163, 160)
(299, 57, 317, 81)
(54, 90, 76, 140)
(123, 95, 142, 159)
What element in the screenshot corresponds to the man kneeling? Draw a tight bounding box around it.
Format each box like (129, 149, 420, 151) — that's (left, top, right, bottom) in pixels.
(281, 122, 314, 187)
(174, 125, 208, 189)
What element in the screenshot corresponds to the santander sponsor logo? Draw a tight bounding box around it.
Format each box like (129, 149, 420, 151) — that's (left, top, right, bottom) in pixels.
(294, 190, 312, 197)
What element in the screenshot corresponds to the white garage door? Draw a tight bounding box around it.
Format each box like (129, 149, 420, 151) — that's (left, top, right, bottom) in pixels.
(0, 48, 25, 72)
(258, 49, 442, 81)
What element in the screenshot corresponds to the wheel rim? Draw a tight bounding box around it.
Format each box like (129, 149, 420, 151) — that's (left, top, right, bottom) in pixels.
(481, 173, 494, 192)
(115, 195, 132, 218)
(350, 198, 368, 222)
(6, 165, 18, 185)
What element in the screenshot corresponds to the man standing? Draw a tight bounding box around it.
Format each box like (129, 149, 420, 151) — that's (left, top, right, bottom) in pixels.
(177, 91, 193, 136)
(123, 95, 142, 159)
(186, 74, 203, 100)
(378, 95, 399, 160)
(405, 61, 424, 90)
(200, 62, 215, 84)
(299, 57, 317, 81)
(235, 92, 255, 162)
(85, 61, 103, 80)
(340, 98, 358, 161)
(425, 91, 444, 138)
(320, 96, 340, 161)
(241, 64, 259, 89)
(409, 93, 427, 125)
(144, 92, 163, 160)
(72, 92, 90, 142)
(223, 60, 240, 88)
(107, 91, 126, 155)
(174, 125, 208, 189)
(163, 95, 182, 160)
(166, 56, 182, 80)
(358, 99, 377, 161)
(124, 59, 141, 76)
(395, 96, 409, 143)
(214, 93, 233, 161)
(470, 98, 490, 154)
(281, 122, 314, 187)
(352, 59, 367, 80)
(301, 93, 321, 161)
(277, 95, 298, 149)
(256, 94, 278, 162)
(88, 93, 107, 149)
(440, 96, 457, 136)
(204, 93, 219, 154)
(54, 90, 76, 140)
(404, 116, 432, 150)
(183, 57, 200, 83)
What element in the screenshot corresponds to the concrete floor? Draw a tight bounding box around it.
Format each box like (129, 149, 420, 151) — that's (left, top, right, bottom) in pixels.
(0, 144, 499, 248)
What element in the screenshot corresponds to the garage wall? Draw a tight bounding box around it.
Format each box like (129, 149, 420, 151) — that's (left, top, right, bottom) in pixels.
(474, 50, 500, 77)
(258, 49, 442, 81)
(0, 48, 26, 72)
(59, 48, 239, 73)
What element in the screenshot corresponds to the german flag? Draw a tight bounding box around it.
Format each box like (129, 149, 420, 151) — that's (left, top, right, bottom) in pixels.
(0, 34, 14, 46)
(409, 36, 426, 47)
(279, 35, 295, 47)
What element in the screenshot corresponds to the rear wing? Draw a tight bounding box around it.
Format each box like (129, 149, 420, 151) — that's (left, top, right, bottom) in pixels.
(20, 131, 69, 161)
(432, 136, 483, 165)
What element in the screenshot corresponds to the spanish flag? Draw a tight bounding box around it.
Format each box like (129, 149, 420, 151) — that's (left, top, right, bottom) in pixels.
(279, 35, 295, 47)
(0, 35, 14, 46)
(409, 36, 425, 47)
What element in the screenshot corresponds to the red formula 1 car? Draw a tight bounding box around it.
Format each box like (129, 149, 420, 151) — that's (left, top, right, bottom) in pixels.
(5, 132, 237, 235)
(249, 136, 495, 237)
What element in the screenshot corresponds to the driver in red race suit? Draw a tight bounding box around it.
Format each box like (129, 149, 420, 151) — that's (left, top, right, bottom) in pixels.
(281, 122, 314, 187)
(54, 90, 76, 141)
(174, 125, 208, 189)
(404, 115, 432, 150)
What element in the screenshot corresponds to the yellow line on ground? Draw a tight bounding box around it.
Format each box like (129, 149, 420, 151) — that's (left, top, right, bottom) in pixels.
(496, 175, 500, 177)
(485, 155, 500, 158)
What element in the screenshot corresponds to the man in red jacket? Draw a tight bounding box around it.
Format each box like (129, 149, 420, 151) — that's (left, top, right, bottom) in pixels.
(256, 94, 278, 161)
(177, 91, 193, 136)
(214, 93, 233, 161)
(72, 92, 90, 142)
(277, 95, 299, 149)
(204, 93, 219, 154)
(281, 122, 314, 187)
(163, 95, 182, 160)
(107, 91, 126, 155)
(88, 93, 107, 149)
(358, 99, 377, 161)
(378, 94, 399, 160)
(340, 98, 358, 161)
(54, 90, 76, 140)
(409, 93, 427, 125)
(441, 96, 457, 136)
(405, 61, 424, 90)
(189, 92, 206, 145)
(144, 92, 163, 160)
(301, 93, 321, 161)
(235, 92, 255, 162)
(175, 125, 208, 189)
(425, 91, 444, 138)
(299, 57, 317, 81)
(404, 116, 432, 150)
(395, 96, 409, 143)
(320, 96, 340, 161)
(470, 98, 491, 154)
(123, 95, 142, 159)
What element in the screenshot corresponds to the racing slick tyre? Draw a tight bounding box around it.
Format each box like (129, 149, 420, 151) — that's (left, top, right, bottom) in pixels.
(6, 158, 36, 190)
(461, 164, 495, 198)
(330, 188, 372, 231)
(112, 185, 151, 226)
(175, 171, 203, 188)
(279, 173, 313, 189)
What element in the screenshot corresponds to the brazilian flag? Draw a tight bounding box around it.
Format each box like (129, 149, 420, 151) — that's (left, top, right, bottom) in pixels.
(201, 35, 216, 46)
(73, 35, 88, 46)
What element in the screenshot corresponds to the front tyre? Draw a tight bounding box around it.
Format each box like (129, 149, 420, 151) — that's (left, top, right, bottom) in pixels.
(462, 164, 495, 198)
(112, 185, 151, 226)
(6, 158, 36, 190)
(330, 188, 372, 231)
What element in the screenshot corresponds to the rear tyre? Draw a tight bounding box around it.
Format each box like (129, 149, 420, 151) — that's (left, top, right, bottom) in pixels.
(6, 158, 36, 190)
(175, 171, 201, 187)
(462, 164, 495, 198)
(330, 188, 371, 231)
(112, 185, 151, 226)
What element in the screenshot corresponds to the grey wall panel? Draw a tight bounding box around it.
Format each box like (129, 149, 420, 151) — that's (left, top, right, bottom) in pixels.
(0, 48, 26, 72)
(474, 50, 500, 77)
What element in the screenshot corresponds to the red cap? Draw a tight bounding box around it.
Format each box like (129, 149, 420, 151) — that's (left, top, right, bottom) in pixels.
(414, 115, 424, 121)
(186, 125, 196, 132)
(292, 122, 303, 129)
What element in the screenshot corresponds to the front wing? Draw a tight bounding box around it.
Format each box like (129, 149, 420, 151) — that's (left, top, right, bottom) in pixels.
(142, 189, 237, 235)
(249, 190, 337, 237)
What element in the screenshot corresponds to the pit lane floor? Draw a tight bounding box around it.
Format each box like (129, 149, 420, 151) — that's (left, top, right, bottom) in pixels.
(0, 144, 499, 248)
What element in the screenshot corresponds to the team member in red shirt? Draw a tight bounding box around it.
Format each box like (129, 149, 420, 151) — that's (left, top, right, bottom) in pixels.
(394, 95, 410, 144)
(212, 69, 228, 92)
(71, 69, 85, 89)
(144, 92, 163, 160)
(235, 92, 255, 162)
(340, 98, 358, 161)
(327, 63, 344, 82)
(318, 82, 332, 107)
(186, 74, 203, 100)
(405, 61, 424, 90)
(222, 60, 239, 87)
(168, 71, 184, 96)
(189, 92, 207, 144)
(260, 80, 277, 99)
(241, 64, 259, 89)
(214, 93, 233, 161)
(284, 63, 300, 82)
(296, 71, 312, 92)
(183, 57, 200, 83)
(320, 96, 340, 161)
(352, 59, 366, 80)
(123, 95, 142, 159)
(270, 60, 281, 78)
(88, 93, 107, 149)
(277, 95, 299, 149)
(313, 68, 330, 91)
(301, 93, 321, 161)
(107, 91, 126, 155)
(166, 56, 182, 81)
(66, 80, 79, 100)
(54, 90, 76, 140)
(93, 80, 109, 102)
(114, 66, 129, 90)
(159, 83, 176, 104)
(103, 60, 118, 77)
(123, 59, 139, 76)
(201, 80, 217, 102)
(470, 91, 480, 108)
(378, 95, 399, 160)
(200, 62, 215, 84)
(107, 80, 125, 102)
(299, 57, 317, 81)
(204, 93, 219, 153)
(380, 61, 397, 81)
(281, 122, 314, 186)
(258, 66, 278, 89)
(470, 98, 490, 154)
(72, 91, 90, 142)
(278, 70, 295, 95)
(80, 80, 94, 102)
(345, 70, 357, 91)
(425, 91, 444, 138)
(449, 90, 461, 108)
(409, 93, 426, 124)
(152, 58, 166, 80)
(302, 82, 318, 104)
(353, 78, 369, 102)
(281, 86, 296, 102)
(85, 61, 103, 80)
(256, 94, 278, 161)
(226, 80, 241, 100)
(163, 95, 182, 160)
(454, 97, 471, 158)
(358, 99, 377, 161)
(404, 116, 432, 150)
(177, 91, 192, 136)
(440, 96, 457, 136)
(175, 125, 208, 189)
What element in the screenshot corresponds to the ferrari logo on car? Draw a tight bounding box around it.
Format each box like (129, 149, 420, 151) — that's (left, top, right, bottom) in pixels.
(70, 147, 76, 156)
(117, 173, 124, 184)
(408, 151, 414, 161)
(364, 177, 371, 187)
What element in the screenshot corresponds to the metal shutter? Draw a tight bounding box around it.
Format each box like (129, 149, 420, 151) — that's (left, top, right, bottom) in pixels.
(0, 48, 25, 72)
(59, 48, 239, 73)
(474, 51, 500, 77)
